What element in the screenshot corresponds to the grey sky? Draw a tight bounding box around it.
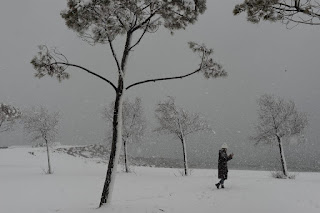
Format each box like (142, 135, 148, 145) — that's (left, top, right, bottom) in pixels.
(1, 0, 320, 169)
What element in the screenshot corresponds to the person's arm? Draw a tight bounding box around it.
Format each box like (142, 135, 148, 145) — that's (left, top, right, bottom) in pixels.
(227, 153, 234, 161)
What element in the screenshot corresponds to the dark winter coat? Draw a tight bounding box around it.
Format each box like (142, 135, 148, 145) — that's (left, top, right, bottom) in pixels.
(218, 149, 233, 179)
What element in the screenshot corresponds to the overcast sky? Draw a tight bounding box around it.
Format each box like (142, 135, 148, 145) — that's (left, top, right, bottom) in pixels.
(1, 0, 320, 167)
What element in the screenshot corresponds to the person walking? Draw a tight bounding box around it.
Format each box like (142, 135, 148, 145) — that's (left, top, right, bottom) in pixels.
(216, 143, 234, 189)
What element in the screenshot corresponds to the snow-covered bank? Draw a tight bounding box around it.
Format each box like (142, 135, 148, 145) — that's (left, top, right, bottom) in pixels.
(1, 147, 319, 213)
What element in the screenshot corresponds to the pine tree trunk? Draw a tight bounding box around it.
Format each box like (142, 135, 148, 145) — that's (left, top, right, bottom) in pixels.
(99, 31, 132, 207)
(44, 138, 52, 174)
(123, 139, 129, 173)
(181, 137, 189, 176)
(276, 135, 288, 177)
(99, 87, 124, 206)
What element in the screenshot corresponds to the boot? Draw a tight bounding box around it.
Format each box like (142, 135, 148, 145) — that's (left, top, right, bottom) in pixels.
(215, 183, 220, 189)
(221, 185, 224, 189)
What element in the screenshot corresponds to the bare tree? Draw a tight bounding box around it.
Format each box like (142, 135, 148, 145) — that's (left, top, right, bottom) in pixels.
(154, 97, 211, 176)
(251, 94, 308, 177)
(30, 0, 227, 206)
(0, 103, 21, 133)
(233, 0, 320, 26)
(103, 97, 147, 173)
(22, 107, 60, 174)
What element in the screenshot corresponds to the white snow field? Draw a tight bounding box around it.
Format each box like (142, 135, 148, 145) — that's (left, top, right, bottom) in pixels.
(1, 147, 320, 213)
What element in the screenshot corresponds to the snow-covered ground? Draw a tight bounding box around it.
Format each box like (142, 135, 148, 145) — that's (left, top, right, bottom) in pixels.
(1, 147, 319, 213)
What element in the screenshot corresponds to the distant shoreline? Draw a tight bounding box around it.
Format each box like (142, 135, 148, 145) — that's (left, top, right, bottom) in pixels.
(4, 145, 319, 173)
(50, 145, 320, 173)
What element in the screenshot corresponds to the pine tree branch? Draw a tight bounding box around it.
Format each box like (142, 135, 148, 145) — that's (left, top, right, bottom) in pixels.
(131, 3, 169, 32)
(131, 13, 156, 32)
(128, 21, 150, 51)
(115, 13, 126, 29)
(107, 37, 121, 73)
(126, 68, 201, 90)
(50, 62, 117, 92)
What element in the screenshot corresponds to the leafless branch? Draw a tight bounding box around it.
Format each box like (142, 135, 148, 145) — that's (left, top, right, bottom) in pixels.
(102, 97, 146, 144)
(22, 106, 60, 144)
(252, 94, 308, 144)
(154, 96, 211, 139)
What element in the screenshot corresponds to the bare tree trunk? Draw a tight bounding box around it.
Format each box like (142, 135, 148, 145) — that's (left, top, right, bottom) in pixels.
(99, 79, 124, 207)
(123, 139, 129, 173)
(276, 135, 288, 177)
(181, 137, 189, 176)
(44, 138, 52, 174)
(177, 119, 189, 176)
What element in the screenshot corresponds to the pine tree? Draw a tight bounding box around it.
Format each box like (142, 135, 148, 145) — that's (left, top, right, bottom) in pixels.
(30, 0, 226, 206)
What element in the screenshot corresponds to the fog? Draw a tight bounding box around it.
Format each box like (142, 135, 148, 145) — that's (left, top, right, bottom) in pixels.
(0, 0, 319, 171)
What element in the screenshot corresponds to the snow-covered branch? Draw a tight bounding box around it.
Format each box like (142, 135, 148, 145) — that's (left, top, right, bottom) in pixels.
(21, 106, 60, 174)
(154, 96, 211, 176)
(154, 96, 211, 139)
(251, 94, 308, 177)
